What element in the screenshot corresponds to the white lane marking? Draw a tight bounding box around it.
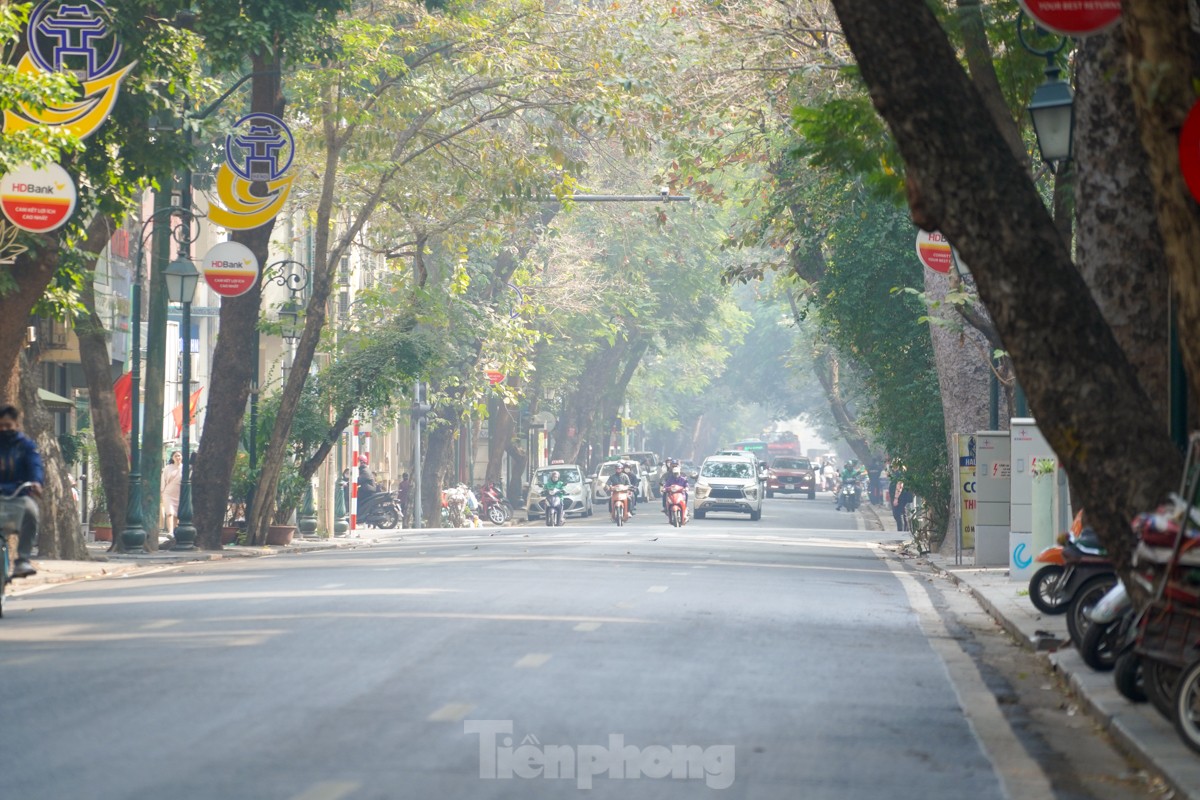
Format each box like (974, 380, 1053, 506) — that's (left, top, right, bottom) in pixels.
(878, 549, 1054, 800)
(427, 703, 475, 722)
(615, 601, 636, 609)
(574, 622, 602, 632)
(318, 583, 344, 590)
(141, 619, 179, 630)
(288, 782, 360, 800)
(514, 653, 552, 668)
(670, 572, 689, 576)
(647, 585, 668, 593)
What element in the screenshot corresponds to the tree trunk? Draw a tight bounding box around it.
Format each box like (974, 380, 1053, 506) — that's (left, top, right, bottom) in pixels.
(140, 190, 175, 550)
(551, 339, 631, 462)
(827, 0, 1182, 575)
(1074, 30, 1171, 424)
(1121, 3, 1200, 406)
(812, 348, 872, 461)
(19, 352, 86, 559)
(193, 60, 283, 550)
(420, 416, 457, 528)
(0, 240, 60, 401)
(72, 215, 129, 547)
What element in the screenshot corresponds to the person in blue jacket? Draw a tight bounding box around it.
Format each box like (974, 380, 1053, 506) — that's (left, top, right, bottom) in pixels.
(0, 404, 43, 577)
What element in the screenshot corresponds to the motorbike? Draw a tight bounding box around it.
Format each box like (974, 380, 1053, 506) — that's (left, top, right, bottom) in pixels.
(356, 489, 401, 529)
(838, 480, 860, 512)
(1027, 526, 1115, 620)
(476, 482, 512, 525)
(609, 485, 633, 526)
(1079, 579, 1134, 671)
(664, 485, 688, 527)
(542, 487, 565, 527)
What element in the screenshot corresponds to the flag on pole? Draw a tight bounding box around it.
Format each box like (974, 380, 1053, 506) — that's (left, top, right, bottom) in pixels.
(172, 387, 203, 436)
(114, 371, 132, 436)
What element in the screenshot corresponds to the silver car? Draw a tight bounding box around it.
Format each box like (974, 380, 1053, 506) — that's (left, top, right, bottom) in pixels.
(524, 465, 593, 521)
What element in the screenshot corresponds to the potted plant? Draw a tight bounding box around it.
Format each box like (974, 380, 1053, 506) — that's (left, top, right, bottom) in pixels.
(266, 460, 305, 545)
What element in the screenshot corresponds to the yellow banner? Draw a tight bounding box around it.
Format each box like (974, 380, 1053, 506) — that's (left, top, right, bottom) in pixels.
(3, 54, 134, 140)
(207, 164, 295, 231)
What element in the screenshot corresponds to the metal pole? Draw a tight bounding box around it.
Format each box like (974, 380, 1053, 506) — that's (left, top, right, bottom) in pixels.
(989, 361, 1000, 430)
(174, 297, 197, 549)
(413, 381, 423, 528)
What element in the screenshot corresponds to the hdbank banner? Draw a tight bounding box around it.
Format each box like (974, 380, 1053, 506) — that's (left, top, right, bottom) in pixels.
(956, 434, 976, 549)
(4, 0, 134, 140)
(208, 113, 296, 231)
(201, 241, 259, 298)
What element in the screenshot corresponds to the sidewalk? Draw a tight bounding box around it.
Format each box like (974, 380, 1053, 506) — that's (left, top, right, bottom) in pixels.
(862, 502, 1200, 800)
(9, 528, 391, 594)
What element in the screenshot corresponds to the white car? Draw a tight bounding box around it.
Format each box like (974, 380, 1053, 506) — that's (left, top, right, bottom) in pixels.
(524, 465, 593, 521)
(693, 455, 763, 521)
(591, 460, 649, 506)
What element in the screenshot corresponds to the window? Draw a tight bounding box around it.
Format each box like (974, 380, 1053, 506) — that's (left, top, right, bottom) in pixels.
(701, 461, 752, 479)
(772, 458, 812, 470)
(539, 468, 582, 484)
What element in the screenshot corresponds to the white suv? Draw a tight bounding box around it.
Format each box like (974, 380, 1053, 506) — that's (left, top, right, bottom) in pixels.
(694, 455, 763, 521)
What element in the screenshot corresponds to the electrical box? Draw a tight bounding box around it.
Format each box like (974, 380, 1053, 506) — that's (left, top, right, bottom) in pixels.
(974, 430, 1011, 566)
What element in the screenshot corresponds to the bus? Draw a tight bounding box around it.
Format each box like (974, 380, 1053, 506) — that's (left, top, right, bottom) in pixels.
(726, 439, 770, 464)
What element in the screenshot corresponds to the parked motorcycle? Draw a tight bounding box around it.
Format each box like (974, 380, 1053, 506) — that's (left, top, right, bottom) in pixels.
(1027, 526, 1114, 617)
(476, 482, 512, 525)
(542, 487, 565, 527)
(357, 489, 401, 529)
(609, 485, 632, 526)
(664, 485, 688, 527)
(838, 480, 860, 512)
(1079, 579, 1134, 671)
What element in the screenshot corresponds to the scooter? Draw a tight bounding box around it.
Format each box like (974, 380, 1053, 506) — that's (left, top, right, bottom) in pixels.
(1027, 526, 1114, 616)
(664, 485, 688, 527)
(838, 480, 860, 512)
(357, 490, 401, 529)
(543, 488, 565, 527)
(609, 485, 632, 526)
(1079, 579, 1134, 671)
(476, 482, 512, 525)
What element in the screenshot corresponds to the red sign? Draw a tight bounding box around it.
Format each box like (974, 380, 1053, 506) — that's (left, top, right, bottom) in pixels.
(1018, 0, 1120, 37)
(916, 230, 953, 274)
(1181, 99, 1200, 205)
(485, 370, 505, 385)
(201, 241, 259, 297)
(1, 162, 76, 233)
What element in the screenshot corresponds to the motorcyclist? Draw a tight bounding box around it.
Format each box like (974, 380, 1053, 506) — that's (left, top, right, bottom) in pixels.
(836, 460, 862, 511)
(605, 462, 636, 516)
(357, 463, 379, 507)
(543, 470, 567, 524)
(0, 404, 42, 577)
(660, 461, 689, 515)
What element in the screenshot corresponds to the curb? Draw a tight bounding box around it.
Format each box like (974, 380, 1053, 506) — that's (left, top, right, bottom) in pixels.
(928, 560, 1200, 800)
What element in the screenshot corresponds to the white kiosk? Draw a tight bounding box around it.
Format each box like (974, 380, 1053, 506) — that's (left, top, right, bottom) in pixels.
(974, 431, 1011, 567)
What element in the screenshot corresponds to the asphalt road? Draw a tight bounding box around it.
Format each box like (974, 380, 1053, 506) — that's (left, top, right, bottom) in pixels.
(1, 492, 1045, 799)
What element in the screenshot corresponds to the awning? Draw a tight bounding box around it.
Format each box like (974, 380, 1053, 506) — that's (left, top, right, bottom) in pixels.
(38, 387, 74, 411)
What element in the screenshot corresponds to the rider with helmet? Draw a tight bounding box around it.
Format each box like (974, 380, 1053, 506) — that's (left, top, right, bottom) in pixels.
(660, 459, 689, 513)
(605, 462, 636, 516)
(543, 470, 567, 524)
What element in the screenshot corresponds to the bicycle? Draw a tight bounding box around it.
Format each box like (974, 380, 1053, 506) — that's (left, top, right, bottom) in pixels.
(0, 481, 36, 618)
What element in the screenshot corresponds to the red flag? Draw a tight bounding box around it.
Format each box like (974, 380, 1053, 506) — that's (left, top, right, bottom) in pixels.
(172, 387, 203, 436)
(114, 371, 132, 436)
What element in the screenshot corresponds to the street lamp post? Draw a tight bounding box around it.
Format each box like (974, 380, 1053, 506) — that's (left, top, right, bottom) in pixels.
(164, 257, 201, 550)
(1017, 12, 1075, 171)
(121, 207, 196, 552)
(244, 259, 309, 527)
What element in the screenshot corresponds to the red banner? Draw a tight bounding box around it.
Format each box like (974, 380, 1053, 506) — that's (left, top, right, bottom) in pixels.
(114, 371, 132, 436)
(172, 387, 203, 436)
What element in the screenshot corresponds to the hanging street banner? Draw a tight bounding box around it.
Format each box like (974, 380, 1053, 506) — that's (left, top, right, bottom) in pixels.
(1181, 99, 1200, 205)
(201, 241, 260, 297)
(1017, 0, 1120, 37)
(209, 113, 296, 231)
(916, 229, 953, 274)
(956, 434, 977, 550)
(4, 0, 135, 140)
(1, 162, 77, 233)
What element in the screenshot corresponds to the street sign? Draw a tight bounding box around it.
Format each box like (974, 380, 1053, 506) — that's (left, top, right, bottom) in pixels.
(915, 229, 953, 274)
(485, 370, 505, 385)
(1181, 99, 1200, 204)
(201, 241, 259, 297)
(1018, 0, 1120, 37)
(1, 162, 77, 233)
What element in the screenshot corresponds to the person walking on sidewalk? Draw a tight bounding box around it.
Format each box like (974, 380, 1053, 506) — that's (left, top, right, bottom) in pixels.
(887, 463, 913, 532)
(161, 450, 182, 536)
(0, 404, 42, 577)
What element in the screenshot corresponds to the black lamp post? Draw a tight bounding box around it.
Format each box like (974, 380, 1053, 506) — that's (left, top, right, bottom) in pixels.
(164, 256, 201, 549)
(1017, 12, 1075, 171)
(121, 207, 195, 552)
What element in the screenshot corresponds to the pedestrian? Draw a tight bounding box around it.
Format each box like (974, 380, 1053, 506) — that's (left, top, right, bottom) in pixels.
(396, 471, 412, 527)
(161, 450, 182, 536)
(888, 463, 913, 532)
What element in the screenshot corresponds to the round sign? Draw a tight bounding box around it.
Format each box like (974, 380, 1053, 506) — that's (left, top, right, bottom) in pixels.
(1180, 99, 1200, 205)
(1018, 0, 1120, 37)
(1, 162, 77, 233)
(916, 230, 953, 274)
(201, 241, 259, 297)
